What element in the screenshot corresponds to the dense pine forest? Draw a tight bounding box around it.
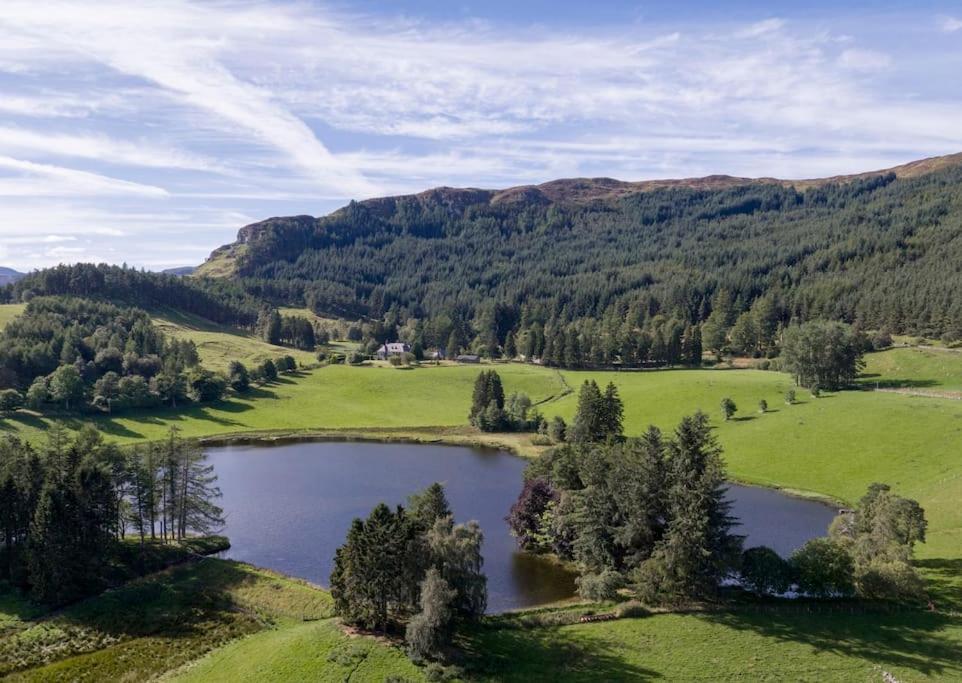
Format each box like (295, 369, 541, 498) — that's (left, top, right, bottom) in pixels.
(198, 160, 962, 350)
(2, 157, 961, 373)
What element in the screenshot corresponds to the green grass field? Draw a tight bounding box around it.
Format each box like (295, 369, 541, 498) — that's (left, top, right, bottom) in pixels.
(0, 558, 340, 682)
(861, 346, 962, 393)
(152, 309, 319, 372)
(460, 608, 962, 681)
(2, 312, 962, 680)
(0, 303, 25, 329)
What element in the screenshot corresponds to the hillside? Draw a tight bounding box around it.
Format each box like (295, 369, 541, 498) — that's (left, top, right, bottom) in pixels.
(0, 267, 24, 286)
(196, 153, 962, 341)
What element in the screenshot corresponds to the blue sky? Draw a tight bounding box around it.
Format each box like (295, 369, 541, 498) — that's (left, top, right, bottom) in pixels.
(0, 1, 961, 270)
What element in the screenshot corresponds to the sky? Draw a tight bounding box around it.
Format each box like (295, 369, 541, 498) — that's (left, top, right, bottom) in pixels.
(0, 1, 961, 270)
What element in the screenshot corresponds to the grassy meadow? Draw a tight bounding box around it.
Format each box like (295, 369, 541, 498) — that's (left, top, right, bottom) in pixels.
(0, 303, 25, 329)
(152, 308, 320, 372)
(2, 305, 962, 680)
(861, 346, 962, 394)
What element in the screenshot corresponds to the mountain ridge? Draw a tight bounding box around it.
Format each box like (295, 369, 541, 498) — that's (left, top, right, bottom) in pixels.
(198, 151, 962, 277)
(0, 267, 25, 287)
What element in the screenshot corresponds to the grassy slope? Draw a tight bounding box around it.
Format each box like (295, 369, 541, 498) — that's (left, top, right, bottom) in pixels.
(0, 559, 346, 682)
(0, 303, 25, 329)
(462, 610, 962, 682)
(152, 309, 318, 372)
(861, 346, 962, 393)
(172, 618, 423, 683)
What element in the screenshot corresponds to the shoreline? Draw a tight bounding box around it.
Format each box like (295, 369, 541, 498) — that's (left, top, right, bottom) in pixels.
(194, 426, 848, 509)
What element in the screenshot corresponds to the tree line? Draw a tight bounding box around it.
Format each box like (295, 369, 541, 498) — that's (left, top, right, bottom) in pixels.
(209, 166, 962, 352)
(508, 381, 927, 604)
(0, 297, 305, 418)
(0, 426, 224, 605)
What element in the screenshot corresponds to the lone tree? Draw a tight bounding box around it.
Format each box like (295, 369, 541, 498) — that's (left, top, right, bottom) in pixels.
(569, 380, 624, 443)
(720, 397, 737, 421)
(780, 321, 865, 391)
(469, 370, 506, 431)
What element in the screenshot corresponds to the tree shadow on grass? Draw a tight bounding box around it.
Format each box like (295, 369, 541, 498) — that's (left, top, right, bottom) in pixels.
(856, 377, 940, 390)
(244, 386, 278, 400)
(701, 607, 962, 679)
(731, 415, 756, 422)
(0, 560, 265, 679)
(95, 419, 145, 439)
(916, 558, 962, 609)
(457, 623, 661, 681)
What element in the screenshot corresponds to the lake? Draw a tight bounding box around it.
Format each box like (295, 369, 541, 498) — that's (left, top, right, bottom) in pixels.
(206, 441, 838, 612)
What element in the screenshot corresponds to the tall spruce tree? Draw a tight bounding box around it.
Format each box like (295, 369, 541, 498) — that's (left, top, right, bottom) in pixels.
(636, 412, 741, 603)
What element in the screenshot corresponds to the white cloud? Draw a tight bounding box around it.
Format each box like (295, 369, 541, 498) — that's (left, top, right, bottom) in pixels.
(0, 126, 219, 170)
(838, 48, 892, 71)
(0, 0, 375, 196)
(0, 3, 958, 268)
(0, 156, 169, 197)
(940, 16, 962, 32)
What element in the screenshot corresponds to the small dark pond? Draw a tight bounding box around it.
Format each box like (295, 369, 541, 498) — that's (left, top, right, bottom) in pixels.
(206, 441, 837, 612)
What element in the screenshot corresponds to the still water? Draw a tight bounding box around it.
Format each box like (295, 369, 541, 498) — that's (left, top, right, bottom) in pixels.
(206, 441, 837, 612)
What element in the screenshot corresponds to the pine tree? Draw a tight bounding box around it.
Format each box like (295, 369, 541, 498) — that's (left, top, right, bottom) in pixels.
(408, 483, 451, 531)
(636, 412, 741, 603)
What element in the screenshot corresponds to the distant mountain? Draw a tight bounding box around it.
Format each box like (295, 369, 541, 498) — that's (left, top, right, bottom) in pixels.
(196, 153, 962, 337)
(0, 267, 25, 286)
(162, 266, 197, 277)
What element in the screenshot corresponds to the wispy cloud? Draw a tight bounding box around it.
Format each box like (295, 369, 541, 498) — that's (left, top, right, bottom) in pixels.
(0, 155, 169, 197)
(0, 2, 958, 268)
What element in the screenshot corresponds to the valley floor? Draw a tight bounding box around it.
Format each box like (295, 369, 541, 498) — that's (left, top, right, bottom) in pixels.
(1, 328, 962, 680)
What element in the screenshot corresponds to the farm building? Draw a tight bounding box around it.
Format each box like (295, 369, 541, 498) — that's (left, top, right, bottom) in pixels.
(376, 342, 411, 360)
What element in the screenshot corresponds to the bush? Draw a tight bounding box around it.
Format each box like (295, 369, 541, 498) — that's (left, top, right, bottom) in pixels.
(790, 538, 854, 597)
(348, 351, 365, 365)
(547, 415, 567, 443)
(871, 330, 894, 350)
(720, 397, 737, 420)
(0, 389, 24, 412)
(758, 399, 768, 413)
(615, 600, 649, 619)
(575, 569, 623, 601)
(784, 389, 796, 405)
(855, 560, 925, 601)
(740, 546, 793, 595)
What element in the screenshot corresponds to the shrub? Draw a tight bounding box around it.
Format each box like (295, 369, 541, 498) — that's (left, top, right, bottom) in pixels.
(758, 399, 768, 413)
(615, 600, 650, 619)
(348, 351, 365, 365)
(871, 330, 894, 350)
(575, 569, 623, 601)
(855, 560, 925, 601)
(740, 546, 793, 595)
(0, 389, 24, 412)
(547, 415, 567, 443)
(720, 397, 737, 420)
(784, 389, 796, 405)
(790, 538, 854, 597)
